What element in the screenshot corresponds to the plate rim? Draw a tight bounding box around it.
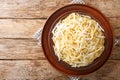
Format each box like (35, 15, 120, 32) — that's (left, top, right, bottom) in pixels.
(41, 4, 114, 75)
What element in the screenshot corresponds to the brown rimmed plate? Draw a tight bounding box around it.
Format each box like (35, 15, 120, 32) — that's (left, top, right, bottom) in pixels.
(41, 4, 114, 76)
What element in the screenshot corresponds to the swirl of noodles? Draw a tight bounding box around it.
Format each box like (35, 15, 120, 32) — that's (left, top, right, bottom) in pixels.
(52, 13, 105, 67)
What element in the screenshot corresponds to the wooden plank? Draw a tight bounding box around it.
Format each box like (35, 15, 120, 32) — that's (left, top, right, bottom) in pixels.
(0, 38, 119, 60)
(0, 19, 45, 38)
(0, 60, 63, 80)
(108, 17, 120, 60)
(0, 18, 119, 38)
(0, 60, 119, 80)
(53, 60, 120, 80)
(109, 18, 120, 39)
(85, 0, 120, 18)
(0, 39, 45, 59)
(0, 0, 119, 18)
(82, 60, 120, 80)
(0, 0, 71, 18)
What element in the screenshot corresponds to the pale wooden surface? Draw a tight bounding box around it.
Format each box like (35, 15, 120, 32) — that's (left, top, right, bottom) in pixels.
(0, 0, 120, 80)
(0, 60, 119, 80)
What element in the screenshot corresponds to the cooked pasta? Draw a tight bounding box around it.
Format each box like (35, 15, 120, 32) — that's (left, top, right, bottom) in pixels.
(52, 13, 105, 67)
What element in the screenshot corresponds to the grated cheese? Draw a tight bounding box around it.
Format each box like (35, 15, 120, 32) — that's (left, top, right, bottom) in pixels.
(52, 13, 105, 67)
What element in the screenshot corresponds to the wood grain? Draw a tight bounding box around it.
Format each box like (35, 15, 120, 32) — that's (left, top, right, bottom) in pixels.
(0, 18, 119, 60)
(0, 38, 119, 60)
(0, 0, 71, 18)
(0, 0, 119, 79)
(82, 60, 120, 80)
(0, 60, 119, 80)
(0, 39, 45, 59)
(0, 0, 119, 18)
(0, 60, 63, 80)
(85, 0, 120, 17)
(0, 18, 119, 38)
(0, 19, 45, 38)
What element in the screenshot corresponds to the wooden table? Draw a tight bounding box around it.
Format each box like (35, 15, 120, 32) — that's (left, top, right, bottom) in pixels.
(0, 0, 119, 80)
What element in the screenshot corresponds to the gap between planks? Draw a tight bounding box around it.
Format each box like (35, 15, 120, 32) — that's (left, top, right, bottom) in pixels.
(0, 17, 47, 19)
